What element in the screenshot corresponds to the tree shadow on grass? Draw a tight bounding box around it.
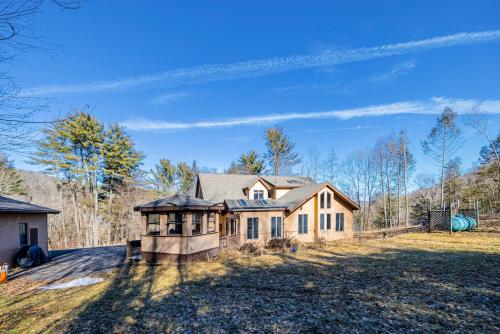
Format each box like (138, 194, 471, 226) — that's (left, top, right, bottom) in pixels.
(57, 247, 499, 333)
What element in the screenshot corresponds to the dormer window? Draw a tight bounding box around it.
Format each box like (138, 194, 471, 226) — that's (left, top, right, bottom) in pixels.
(253, 190, 264, 199)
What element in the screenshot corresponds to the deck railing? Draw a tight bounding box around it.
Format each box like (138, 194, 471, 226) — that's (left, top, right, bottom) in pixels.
(219, 234, 240, 249)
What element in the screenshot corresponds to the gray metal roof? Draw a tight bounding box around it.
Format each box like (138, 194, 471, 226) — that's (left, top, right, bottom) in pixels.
(224, 199, 288, 212)
(197, 173, 315, 203)
(134, 194, 216, 211)
(0, 196, 60, 214)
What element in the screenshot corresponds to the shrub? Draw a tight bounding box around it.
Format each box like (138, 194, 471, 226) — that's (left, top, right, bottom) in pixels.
(239, 242, 266, 255)
(305, 237, 326, 250)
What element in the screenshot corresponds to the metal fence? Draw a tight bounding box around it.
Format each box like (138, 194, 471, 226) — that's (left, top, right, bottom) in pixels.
(427, 207, 480, 233)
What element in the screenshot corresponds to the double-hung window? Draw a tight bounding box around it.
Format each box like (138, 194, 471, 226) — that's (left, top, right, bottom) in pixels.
(327, 214, 332, 230)
(320, 214, 325, 230)
(192, 213, 202, 235)
(247, 218, 259, 239)
(298, 214, 308, 234)
(147, 214, 160, 235)
(167, 213, 182, 235)
(327, 192, 332, 208)
(271, 217, 282, 239)
(253, 190, 264, 199)
(336, 213, 345, 232)
(207, 213, 216, 233)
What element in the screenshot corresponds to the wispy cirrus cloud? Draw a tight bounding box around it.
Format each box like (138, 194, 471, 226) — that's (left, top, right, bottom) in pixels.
(120, 97, 500, 131)
(24, 29, 500, 96)
(151, 91, 191, 105)
(274, 59, 417, 94)
(305, 126, 382, 133)
(365, 59, 416, 84)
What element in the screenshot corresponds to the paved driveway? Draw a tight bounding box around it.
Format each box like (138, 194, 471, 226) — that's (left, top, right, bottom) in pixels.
(13, 245, 126, 282)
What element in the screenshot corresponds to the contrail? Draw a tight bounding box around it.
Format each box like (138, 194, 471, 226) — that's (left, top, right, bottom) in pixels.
(120, 97, 500, 131)
(24, 29, 500, 96)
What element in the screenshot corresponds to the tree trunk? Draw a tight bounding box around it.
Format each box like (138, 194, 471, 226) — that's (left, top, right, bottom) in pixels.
(72, 191, 81, 247)
(440, 128, 446, 209)
(397, 162, 401, 227)
(403, 145, 409, 226)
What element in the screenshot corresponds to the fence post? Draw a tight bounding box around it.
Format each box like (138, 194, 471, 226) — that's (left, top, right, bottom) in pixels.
(427, 210, 431, 233)
(475, 199, 480, 228)
(449, 209, 452, 235)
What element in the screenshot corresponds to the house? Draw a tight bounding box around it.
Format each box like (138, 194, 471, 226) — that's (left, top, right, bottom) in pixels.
(134, 173, 359, 262)
(0, 196, 59, 266)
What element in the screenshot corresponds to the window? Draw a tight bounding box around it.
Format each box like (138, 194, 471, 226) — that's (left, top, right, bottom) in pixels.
(259, 199, 268, 205)
(298, 214, 308, 234)
(192, 213, 202, 235)
(327, 192, 332, 209)
(320, 214, 325, 230)
(167, 213, 182, 235)
(238, 199, 248, 206)
(208, 213, 216, 233)
(147, 214, 160, 235)
(271, 217, 282, 239)
(253, 190, 264, 199)
(247, 218, 259, 239)
(19, 223, 28, 246)
(327, 214, 332, 230)
(336, 213, 345, 232)
(230, 218, 239, 235)
(320, 192, 325, 209)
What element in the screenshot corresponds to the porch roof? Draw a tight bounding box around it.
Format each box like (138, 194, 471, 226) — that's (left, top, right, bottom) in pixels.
(134, 194, 221, 212)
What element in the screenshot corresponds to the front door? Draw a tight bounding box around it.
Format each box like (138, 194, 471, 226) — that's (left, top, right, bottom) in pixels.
(29, 228, 38, 245)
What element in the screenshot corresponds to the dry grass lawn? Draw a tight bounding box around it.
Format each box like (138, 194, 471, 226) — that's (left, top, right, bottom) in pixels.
(1, 225, 499, 333)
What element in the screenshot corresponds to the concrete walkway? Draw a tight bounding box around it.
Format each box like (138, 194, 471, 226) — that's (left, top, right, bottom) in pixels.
(13, 245, 126, 282)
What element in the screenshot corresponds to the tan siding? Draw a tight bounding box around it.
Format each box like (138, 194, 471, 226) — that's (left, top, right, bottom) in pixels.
(238, 210, 285, 245)
(0, 213, 49, 266)
(274, 188, 291, 199)
(284, 196, 316, 243)
(248, 181, 269, 200)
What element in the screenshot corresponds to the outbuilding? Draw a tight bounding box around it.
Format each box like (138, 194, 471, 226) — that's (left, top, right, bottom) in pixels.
(0, 195, 59, 266)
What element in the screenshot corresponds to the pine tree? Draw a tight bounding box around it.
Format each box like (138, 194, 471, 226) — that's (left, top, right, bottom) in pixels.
(237, 150, 265, 175)
(0, 153, 27, 196)
(176, 162, 194, 194)
(32, 111, 105, 246)
(264, 126, 301, 176)
(102, 124, 143, 192)
(149, 159, 176, 196)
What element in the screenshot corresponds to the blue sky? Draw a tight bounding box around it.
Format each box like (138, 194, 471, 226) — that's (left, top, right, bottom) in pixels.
(10, 1, 500, 178)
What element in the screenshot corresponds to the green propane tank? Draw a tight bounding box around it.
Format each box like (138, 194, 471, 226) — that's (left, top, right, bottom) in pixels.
(451, 215, 463, 232)
(451, 214, 477, 231)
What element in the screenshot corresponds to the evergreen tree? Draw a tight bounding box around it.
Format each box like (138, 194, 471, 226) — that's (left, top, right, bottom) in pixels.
(176, 162, 194, 194)
(149, 159, 176, 196)
(0, 153, 27, 196)
(33, 111, 105, 246)
(264, 126, 301, 176)
(237, 150, 265, 175)
(102, 124, 143, 192)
